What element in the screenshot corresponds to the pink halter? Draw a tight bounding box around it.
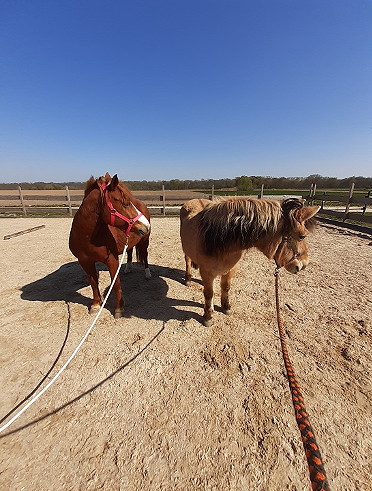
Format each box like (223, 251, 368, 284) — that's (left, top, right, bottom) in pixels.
(101, 182, 144, 235)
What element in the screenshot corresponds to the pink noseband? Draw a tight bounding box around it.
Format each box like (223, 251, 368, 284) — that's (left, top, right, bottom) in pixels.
(101, 182, 143, 235)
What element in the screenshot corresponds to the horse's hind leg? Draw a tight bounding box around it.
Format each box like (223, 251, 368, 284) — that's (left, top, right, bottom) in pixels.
(107, 255, 124, 319)
(200, 268, 215, 327)
(79, 258, 102, 314)
(185, 255, 192, 286)
(221, 265, 238, 315)
(124, 247, 133, 274)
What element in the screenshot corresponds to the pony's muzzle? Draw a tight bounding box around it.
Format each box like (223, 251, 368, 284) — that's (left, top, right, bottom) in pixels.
(285, 258, 309, 274)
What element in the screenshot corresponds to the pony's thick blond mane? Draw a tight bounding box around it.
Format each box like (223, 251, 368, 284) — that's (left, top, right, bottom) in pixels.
(200, 197, 282, 255)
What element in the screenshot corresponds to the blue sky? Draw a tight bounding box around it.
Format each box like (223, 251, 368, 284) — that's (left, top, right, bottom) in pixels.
(1, 0, 371, 183)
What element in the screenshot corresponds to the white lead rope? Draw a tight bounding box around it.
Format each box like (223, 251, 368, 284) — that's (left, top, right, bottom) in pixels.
(0, 245, 128, 434)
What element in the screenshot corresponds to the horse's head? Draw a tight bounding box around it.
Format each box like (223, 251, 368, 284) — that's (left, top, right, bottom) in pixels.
(98, 173, 150, 236)
(274, 198, 320, 274)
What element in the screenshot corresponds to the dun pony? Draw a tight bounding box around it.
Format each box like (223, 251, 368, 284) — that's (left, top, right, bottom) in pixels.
(180, 197, 319, 326)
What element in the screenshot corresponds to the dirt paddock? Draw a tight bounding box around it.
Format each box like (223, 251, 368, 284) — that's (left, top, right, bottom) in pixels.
(0, 216, 371, 490)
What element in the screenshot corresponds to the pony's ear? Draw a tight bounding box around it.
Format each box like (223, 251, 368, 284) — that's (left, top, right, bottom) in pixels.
(281, 198, 304, 216)
(295, 205, 321, 223)
(105, 172, 111, 180)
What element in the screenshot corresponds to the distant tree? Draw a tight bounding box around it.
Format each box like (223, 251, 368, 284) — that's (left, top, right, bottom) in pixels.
(236, 176, 253, 192)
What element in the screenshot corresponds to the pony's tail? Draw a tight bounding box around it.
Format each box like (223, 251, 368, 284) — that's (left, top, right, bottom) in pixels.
(191, 261, 199, 270)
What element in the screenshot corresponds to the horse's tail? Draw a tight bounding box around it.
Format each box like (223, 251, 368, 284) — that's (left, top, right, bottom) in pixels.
(135, 237, 149, 265)
(191, 261, 198, 270)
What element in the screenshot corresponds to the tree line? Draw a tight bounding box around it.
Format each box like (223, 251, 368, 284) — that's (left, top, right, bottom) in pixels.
(0, 174, 371, 191)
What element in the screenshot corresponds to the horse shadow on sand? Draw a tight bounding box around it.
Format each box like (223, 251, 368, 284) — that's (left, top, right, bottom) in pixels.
(20, 261, 204, 324)
(0, 262, 204, 437)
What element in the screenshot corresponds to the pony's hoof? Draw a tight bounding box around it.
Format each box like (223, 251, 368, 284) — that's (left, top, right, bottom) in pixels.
(89, 305, 100, 315)
(203, 317, 212, 327)
(145, 268, 151, 279)
(222, 308, 231, 315)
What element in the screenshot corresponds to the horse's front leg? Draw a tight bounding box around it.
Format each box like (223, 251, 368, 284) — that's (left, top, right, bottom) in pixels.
(107, 256, 124, 319)
(79, 259, 102, 314)
(221, 265, 238, 315)
(200, 268, 215, 327)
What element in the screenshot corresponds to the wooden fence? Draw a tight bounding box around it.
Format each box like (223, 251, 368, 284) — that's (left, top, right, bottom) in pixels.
(0, 183, 371, 228)
(305, 183, 372, 227)
(0, 185, 209, 217)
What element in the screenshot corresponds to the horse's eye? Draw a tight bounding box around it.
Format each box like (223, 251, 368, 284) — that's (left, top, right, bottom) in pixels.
(299, 235, 306, 240)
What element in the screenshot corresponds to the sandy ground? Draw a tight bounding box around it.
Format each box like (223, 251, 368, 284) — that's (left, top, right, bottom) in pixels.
(0, 216, 371, 491)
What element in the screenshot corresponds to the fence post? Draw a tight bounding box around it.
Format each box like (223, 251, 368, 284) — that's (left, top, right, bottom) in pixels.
(259, 184, 264, 198)
(65, 185, 72, 217)
(309, 183, 316, 205)
(162, 185, 166, 216)
(362, 190, 371, 215)
(18, 185, 27, 216)
(211, 185, 214, 200)
(344, 182, 355, 221)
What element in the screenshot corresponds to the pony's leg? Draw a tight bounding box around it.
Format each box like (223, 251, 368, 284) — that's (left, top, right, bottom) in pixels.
(200, 268, 215, 327)
(221, 265, 238, 315)
(106, 255, 124, 319)
(185, 255, 192, 285)
(79, 259, 102, 314)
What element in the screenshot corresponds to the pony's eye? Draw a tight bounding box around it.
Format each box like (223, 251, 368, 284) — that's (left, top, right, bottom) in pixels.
(299, 235, 307, 240)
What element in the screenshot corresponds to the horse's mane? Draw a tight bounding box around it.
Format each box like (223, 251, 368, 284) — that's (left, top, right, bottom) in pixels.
(200, 197, 283, 255)
(84, 177, 97, 197)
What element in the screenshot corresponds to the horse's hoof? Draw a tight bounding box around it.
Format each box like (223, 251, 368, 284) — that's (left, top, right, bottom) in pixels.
(145, 268, 151, 279)
(203, 317, 212, 327)
(89, 305, 100, 315)
(222, 309, 231, 315)
(114, 310, 124, 319)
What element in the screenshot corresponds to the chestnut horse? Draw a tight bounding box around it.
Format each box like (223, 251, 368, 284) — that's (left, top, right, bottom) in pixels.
(180, 197, 319, 326)
(69, 173, 151, 318)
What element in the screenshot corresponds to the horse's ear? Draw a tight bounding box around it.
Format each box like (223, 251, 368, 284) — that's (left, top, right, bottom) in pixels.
(296, 205, 321, 223)
(97, 175, 107, 189)
(108, 174, 119, 190)
(105, 172, 111, 181)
